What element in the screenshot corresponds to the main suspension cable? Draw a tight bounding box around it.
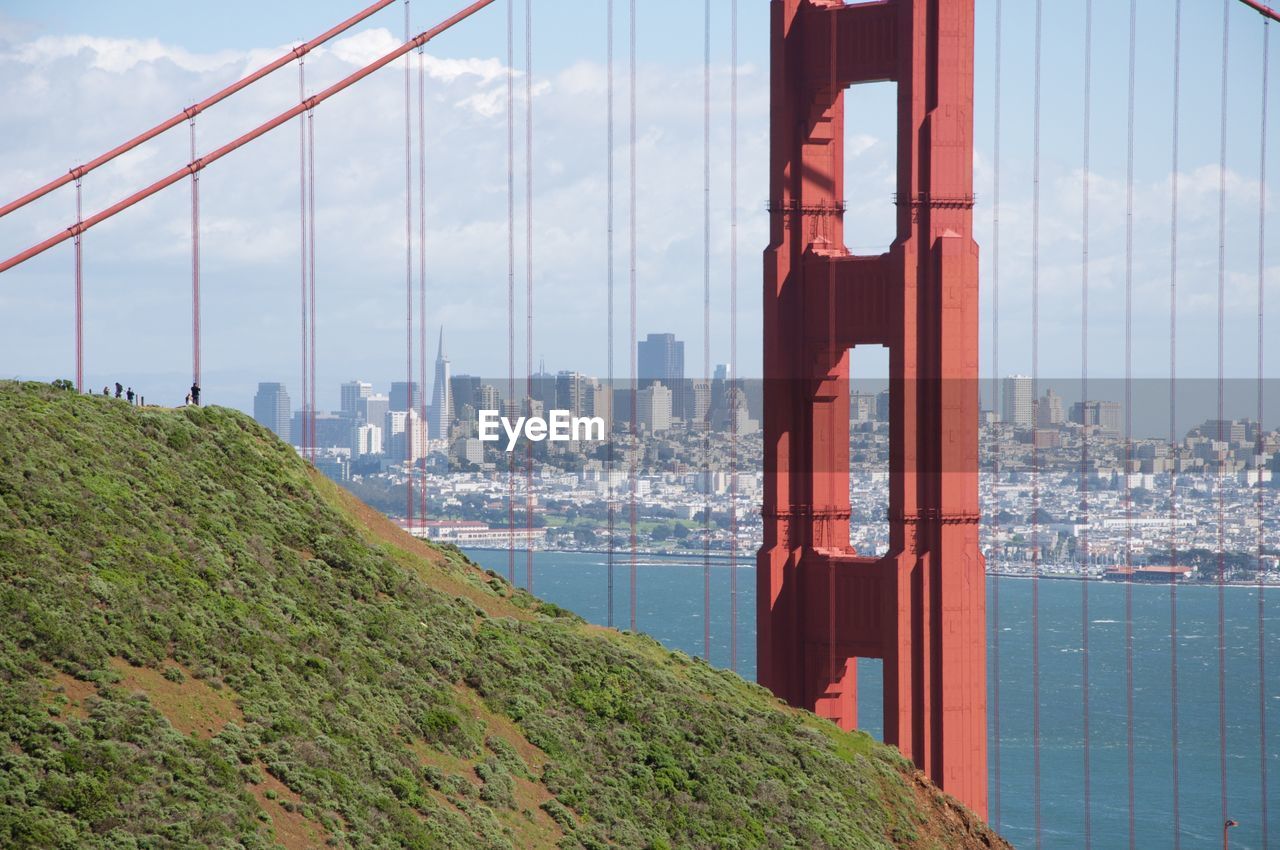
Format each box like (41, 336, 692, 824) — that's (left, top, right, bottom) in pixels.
(0, 0, 501, 275)
(0, 0, 401, 219)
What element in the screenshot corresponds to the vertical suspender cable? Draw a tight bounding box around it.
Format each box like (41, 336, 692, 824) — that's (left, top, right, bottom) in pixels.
(826, 6, 838, 711)
(525, 0, 535, 593)
(729, 0, 739, 673)
(989, 0, 1003, 827)
(74, 177, 84, 393)
(404, 0, 416, 524)
(1215, 0, 1232, 833)
(189, 115, 202, 398)
(308, 109, 318, 465)
(629, 0, 639, 632)
(507, 0, 517, 586)
(1256, 22, 1271, 850)
(703, 0, 712, 662)
(1122, 2, 1138, 845)
(607, 0, 617, 629)
(1167, 3, 1184, 846)
(1030, 1, 1043, 845)
(418, 44, 429, 532)
(1079, 2, 1093, 844)
(299, 58, 310, 458)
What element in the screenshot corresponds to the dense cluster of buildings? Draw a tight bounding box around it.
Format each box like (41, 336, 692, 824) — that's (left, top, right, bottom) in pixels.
(250, 349, 1279, 581)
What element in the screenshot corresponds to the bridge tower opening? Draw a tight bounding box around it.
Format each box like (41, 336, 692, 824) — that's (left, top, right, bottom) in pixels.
(758, 0, 986, 815)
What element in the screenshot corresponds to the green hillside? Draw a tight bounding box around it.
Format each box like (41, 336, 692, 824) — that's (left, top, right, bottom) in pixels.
(0, 382, 1007, 850)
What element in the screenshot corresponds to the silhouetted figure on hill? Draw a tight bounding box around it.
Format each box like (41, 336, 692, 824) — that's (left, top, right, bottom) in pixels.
(126, 388, 134, 404)
(102, 386, 109, 397)
(190, 383, 201, 406)
(184, 393, 191, 405)
(114, 382, 123, 399)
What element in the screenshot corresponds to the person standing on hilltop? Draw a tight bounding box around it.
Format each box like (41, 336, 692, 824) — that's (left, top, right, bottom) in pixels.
(126, 387, 135, 404)
(190, 383, 201, 406)
(114, 382, 123, 399)
(102, 386, 109, 397)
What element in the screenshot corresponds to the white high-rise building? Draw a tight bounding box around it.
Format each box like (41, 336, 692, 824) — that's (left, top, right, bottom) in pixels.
(636, 382, 673, 433)
(385, 409, 428, 462)
(688, 379, 711, 429)
(1001, 374, 1034, 427)
(353, 424, 383, 456)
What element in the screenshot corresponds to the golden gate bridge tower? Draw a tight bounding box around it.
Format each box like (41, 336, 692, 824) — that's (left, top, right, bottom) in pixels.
(758, 0, 986, 815)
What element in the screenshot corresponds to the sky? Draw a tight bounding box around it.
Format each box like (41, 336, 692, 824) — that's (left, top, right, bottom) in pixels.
(0, 0, 1276, 427)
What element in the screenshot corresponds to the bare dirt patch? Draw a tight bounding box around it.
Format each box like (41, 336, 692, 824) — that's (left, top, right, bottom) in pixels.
(247, 762, 329, 850)
(452, 683, 547, 772)
(108, 658, 242, 738)
(902, 769, 1012, 850)
(46, 670, 96, 720)
(451, 683, 563, 845)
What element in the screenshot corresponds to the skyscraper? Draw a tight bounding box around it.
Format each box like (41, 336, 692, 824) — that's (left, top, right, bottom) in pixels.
(340, 381, 372, 419)
(253, 383, 291, 443)
(474, 383, 501, 412)
(1036, 388, 1064, 427)
(1070, 400, 1123, 438)
(360, 394, 390, 428)
(638, 333, 685, 418)
(556, 371, 590, 417)
(450, 374, 481, 421)
(429, 328, 452, 442)
(1001, 374, 1034, 428)
(390, 381, 421, 412)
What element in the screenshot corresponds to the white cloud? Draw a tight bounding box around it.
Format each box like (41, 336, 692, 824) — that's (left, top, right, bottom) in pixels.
(4, 35, 243, 74)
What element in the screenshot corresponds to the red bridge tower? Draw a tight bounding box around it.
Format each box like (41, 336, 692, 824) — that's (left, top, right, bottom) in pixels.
(758, 0, 986, 815)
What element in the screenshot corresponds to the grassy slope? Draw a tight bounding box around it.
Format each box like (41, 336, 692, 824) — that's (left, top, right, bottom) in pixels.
(0, 383, 1007, 850)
